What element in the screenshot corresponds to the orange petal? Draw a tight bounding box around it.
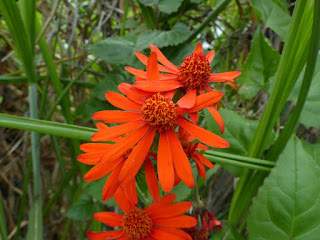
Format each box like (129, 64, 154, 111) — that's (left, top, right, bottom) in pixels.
(99, 125, 150, 164)
(193, 43, 203, 53)
(145, 194, 176, 214)
(152, 215, 197, 228)
(162, 89, 175, 100)
(197, 143, 209, 150)
(194, 152, 214, 168)
(102, 159, 125, 201)
(148, 202, 192, 219)
(78, 152, 105, 165)
(150, 226, 192, 240)
(158, 73, 179, 80)
(207, 105, 225, 133)
(177, 88, 197, 109)
(189, 112, 198, 124)
(147, 52, 160, 81)
(206, 50, 215, 63)
(118, 83, 153, 104)
(113, 187, 134, 212)
(122, 179, 138, 205)
(193, 155, 206, 180)
(158, 132, 174, 192)
(167, 129, 194, 188)
(136, 51, 179, 74)
(177, 116, 229, 148)
(93, 212, 123, 227)
(84, 159, 120, 181)
(134, 80, 183, 92)
(125, 66, 147, 78)
(91, 120, 145, 142)
(86, 230, 124, 240)
(96, 122, 108, 130)
(181, 91, 223, 113)
(135, 51, 148, 65)
(149, 45, 179, 72)
(80, 143, 111, 152)
(209, 71, 241, 87)
(173, 171, 181, 186)
(118, 129, 155, 184)
(145, 157, 160, 201)
(105, 91, 142, 111)
(92, 110, 142, 123)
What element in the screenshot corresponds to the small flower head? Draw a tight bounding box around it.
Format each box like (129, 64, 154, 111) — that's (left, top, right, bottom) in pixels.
(122, 207, 153, 239)
(178, 52, 211, 90)
(87, 193, 197, 240)
(184, 210, 222, 240)
(142, 93, 177, 132)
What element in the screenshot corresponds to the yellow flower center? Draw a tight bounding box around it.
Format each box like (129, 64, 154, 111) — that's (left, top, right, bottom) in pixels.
(122, 207, 153, 239)
(141, 93, 177, 132)
(178, 52, 211, 89)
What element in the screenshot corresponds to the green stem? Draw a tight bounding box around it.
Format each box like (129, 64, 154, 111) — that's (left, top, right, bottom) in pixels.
(120, 0, 129, 36)
(0, 76, 96, 88)
(205, 151, 275, 167)
(14, 157, 32, 240)
(204, 155, 272, 172)
(0, 113, 96, 141)
(192, 176, 203, 208)
(0, 193, 8, 240)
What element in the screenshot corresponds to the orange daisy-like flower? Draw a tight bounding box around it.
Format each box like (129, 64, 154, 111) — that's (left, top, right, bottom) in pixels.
(78, 122, 159, 202)
(126, 44, 241, 132)
(87, 193, 197, 240)
(90, 79, 228, 192)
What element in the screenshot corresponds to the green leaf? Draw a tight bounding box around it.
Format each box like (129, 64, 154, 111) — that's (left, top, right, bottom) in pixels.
(206, 108, 275, 176)
(75, 98, 107, 123)
(289, 55, 320, 129)
(190, 0, 205, 3)
(89, 23, 190, 64)
(171, 180, 193, 202)
(158, 0, 183, 14)
(238, 27, 280, 99)
(249, 0, 291, 41)
(138, 0, 157, 6)
(210, 223, 244, 240)
(66, 194, 100, 221)
(92, 73, 126, 101)
(247, 137, 320, 239)
(206, 108, 275, 156)
(88, 35, 137, 65)
(136, 23, 190, 51)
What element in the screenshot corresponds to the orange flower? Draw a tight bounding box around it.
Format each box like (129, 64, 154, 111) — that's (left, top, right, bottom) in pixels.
(126, 44, 241, 132)
(90, 78, 228, 192)
(87, 193, 197, 240)
(78, 122, 160, 202)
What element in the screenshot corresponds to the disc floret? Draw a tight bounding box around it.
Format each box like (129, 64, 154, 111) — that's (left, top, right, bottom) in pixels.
(142, 93, 177, 132)
(122, 207, 153, 239)
(178, 52, 211, 89)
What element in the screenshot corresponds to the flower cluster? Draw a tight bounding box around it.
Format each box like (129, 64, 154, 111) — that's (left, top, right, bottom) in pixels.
(78, 43, 240, 239)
